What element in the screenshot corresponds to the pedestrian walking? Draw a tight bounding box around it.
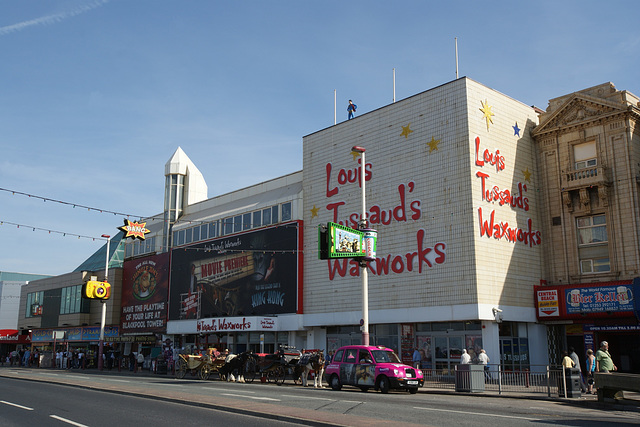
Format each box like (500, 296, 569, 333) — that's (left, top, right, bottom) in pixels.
(412, 347, 421, 369)
(477, 349, 491, 379)
(585, 349, 596, 394)
(460, 349, 471, 364)
(568, 347, 586, 392)
(595, 341, 616, 373)
(137, 352, 144, 372)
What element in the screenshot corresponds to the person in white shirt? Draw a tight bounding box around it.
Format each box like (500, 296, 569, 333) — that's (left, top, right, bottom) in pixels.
(477, 349, 490, 379)
(460, 349, 471, 364)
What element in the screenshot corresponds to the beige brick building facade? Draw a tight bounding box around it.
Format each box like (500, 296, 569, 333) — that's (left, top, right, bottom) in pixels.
(303, 78, 548, 368)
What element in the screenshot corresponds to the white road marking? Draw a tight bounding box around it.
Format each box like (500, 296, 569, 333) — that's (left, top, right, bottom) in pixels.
(277, 394, 334, 401)
(413, 406, 542, 421)
(222, 393, 280, 401)
(1, 400, 34, 410)
(50, 415, 89, 427)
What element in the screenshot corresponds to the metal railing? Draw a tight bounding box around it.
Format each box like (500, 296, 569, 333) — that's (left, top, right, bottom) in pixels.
(421, 365, 576, 397)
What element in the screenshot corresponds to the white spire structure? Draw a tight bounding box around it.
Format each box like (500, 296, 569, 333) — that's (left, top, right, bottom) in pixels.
(162, 147, 208, 250)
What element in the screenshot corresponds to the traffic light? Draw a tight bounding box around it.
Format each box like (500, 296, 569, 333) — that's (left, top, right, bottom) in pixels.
(82, 280, 111, 300)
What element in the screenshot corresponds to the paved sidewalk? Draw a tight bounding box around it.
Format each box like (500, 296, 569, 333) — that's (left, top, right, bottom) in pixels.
(1, 365, 638, 414)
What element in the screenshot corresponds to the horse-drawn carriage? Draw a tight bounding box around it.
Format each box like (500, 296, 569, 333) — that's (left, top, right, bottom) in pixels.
(244, 346, 302, 385)
(175, 353, 226, 380)
(174, 346, 326, 387)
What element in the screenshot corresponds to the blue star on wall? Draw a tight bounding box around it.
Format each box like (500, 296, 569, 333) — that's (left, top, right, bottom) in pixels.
(513, 122, 521, 137)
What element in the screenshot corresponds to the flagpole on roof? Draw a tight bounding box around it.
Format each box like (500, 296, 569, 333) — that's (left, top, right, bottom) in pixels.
(334, 89, 337, 125)
(455, 37, 459, 79)
(393, 68, 396, 103)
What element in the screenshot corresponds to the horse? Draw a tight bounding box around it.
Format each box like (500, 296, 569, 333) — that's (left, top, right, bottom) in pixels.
(219, 351, 256, 383)
(298, 350, 325, 388)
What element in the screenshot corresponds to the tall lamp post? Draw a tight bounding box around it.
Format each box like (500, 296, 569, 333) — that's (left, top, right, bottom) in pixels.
(98, 234, 110, 371)
(351, 146, 370, 346)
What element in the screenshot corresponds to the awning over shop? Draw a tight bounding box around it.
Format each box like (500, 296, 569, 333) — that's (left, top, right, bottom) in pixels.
(534, 279, 640, 322)
(0, 330, 31, 344)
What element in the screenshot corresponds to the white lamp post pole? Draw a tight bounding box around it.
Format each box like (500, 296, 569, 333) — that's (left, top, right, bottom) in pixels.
(352, 146, 369, 346)
(98, 234, 110, 371)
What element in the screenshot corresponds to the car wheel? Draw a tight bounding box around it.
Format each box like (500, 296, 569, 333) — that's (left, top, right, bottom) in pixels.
(409, 387, 418, 394)
(330, 374, 342, 391)
(378, 376, 390, 394)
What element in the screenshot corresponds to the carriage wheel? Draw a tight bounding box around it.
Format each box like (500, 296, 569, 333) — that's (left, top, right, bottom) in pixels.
(175, 359, 187, 379)
(199, 364, 211, 380)
(211, 369, 222, 381)
(245, 360, 257, 383)
(273, 365, 286, 386)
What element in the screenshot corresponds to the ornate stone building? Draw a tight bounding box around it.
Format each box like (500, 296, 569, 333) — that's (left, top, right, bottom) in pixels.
(532, 83, 640, 372)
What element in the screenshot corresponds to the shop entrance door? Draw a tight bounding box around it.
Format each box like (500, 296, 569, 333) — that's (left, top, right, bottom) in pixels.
(433, 336, 463, 373)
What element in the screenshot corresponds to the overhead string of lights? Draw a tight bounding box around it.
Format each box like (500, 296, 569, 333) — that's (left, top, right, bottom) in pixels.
(0, 220, 107, 241)
(0, 186, 313, 230)
(0, 187, 147, 220)
(0, 187, 319, 248)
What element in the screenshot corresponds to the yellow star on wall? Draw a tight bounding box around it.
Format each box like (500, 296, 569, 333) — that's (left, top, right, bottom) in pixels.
(351, 150, 361, 161)
(522, 167, 532, 183)
(427, 136, 440, 152)
(479, 99, 494, 131)
(400, 124, 413, 139)
(310, 205, 319, 218)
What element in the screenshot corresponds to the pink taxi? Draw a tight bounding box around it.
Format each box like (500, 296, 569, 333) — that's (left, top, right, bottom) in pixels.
(325, 345, 424, 394)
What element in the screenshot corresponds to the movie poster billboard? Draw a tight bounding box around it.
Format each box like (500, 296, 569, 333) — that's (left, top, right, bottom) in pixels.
(169, 222, 301, 320)
(121, 252, 170, 334)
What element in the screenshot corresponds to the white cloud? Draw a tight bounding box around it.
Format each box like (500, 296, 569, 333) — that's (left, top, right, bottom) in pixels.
(0, 0, 109, 36)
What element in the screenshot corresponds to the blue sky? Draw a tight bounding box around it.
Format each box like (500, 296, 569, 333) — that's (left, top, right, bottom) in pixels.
(1, 0, 639, 276)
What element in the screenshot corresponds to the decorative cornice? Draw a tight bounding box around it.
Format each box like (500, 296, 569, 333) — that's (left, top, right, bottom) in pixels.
(532, 93, 639, 138)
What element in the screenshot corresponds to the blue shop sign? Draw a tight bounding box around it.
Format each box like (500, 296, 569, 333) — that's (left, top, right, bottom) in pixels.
(565, 283, 635, 315)
(32, 326, 119, 342)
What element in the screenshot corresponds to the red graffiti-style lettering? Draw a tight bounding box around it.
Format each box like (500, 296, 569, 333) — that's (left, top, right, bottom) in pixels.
(476, 171, 529, 212)
(477, 207, 541, 247)
(326, 230, 446, 278)
(325, 163, 339, 198)
(475, 136, 505, 172)
(324, 160, 372, 198)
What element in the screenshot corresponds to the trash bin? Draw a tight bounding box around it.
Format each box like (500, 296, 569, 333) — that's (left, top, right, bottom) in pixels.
(455, 364, 485, 392)
(558, 367, 581, 397)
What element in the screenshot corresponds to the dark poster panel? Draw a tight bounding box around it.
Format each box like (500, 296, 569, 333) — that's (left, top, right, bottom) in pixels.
(120, 252, 170, 334)
(169, 223, 299, 320)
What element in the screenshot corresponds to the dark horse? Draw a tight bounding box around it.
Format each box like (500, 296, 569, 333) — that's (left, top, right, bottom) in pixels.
(219, 351, 258, 383)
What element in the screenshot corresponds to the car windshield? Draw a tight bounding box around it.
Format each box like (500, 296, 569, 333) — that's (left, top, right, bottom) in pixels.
(371, 349, 401, 363)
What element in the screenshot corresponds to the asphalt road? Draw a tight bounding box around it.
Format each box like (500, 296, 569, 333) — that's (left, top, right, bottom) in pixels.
(1, 368, 638, 426)
(0, 377, 303, 427)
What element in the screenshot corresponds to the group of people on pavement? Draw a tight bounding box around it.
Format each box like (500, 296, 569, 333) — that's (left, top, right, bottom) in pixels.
(561, 341, 617, 395)
(0, 348, 40, 367)
(412, 346, 491, 379)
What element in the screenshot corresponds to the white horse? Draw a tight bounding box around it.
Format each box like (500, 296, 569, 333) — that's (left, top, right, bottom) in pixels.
(299, 351, 325, 388)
